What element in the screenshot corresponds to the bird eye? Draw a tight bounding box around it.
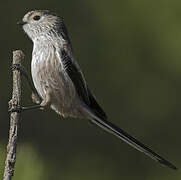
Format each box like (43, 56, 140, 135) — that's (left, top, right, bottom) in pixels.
(33, 15, 40, 21)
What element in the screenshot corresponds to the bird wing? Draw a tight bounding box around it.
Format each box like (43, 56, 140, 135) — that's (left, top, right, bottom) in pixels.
(57, 20, 107, 120)
(60, 48, 107, 120)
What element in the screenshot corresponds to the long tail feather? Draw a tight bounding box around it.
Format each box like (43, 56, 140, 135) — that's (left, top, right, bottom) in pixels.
(90, 117, 177, 170)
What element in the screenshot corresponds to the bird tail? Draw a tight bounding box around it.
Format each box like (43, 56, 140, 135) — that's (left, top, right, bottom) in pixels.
(88, 114, 177, 170)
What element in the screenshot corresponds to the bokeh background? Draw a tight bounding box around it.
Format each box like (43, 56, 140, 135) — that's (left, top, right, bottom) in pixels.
(1, 0, 181, 179)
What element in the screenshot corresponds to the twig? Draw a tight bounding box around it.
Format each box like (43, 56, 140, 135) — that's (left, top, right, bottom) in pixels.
(3, 50, 24, 180)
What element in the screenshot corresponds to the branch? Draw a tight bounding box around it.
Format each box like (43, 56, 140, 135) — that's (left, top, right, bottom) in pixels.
(3, 50, 24, 180)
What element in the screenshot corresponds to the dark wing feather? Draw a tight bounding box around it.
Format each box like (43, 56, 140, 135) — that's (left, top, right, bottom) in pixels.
(61, 49, 89, 103)
(58, 20, 72, 50)
(86, 87, 107, 120)
(61, 49, 107, 120)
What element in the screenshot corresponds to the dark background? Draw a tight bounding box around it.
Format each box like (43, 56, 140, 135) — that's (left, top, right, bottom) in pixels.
(0, 0, 181, 179)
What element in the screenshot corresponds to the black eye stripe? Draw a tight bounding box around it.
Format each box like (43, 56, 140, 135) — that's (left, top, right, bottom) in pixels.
(33, 15, 40, 21)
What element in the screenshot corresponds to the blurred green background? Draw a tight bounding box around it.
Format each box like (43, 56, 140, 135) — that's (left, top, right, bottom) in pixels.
(1, 0, 181, 179)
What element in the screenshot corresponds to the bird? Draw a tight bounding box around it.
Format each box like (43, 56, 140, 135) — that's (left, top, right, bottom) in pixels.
(17, 10, 177, 170)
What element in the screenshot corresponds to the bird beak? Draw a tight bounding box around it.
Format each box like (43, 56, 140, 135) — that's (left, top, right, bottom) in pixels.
(17, 20, 27, 25)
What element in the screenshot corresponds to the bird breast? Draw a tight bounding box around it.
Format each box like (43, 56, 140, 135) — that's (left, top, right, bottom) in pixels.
(31, 41, 78, 114)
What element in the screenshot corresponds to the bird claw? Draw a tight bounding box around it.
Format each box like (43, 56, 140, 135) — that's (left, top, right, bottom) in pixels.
(8, 104, 22, 113)
(11, 63, 24, 72)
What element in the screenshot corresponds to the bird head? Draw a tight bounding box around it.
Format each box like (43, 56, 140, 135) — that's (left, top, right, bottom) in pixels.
(17, 10, 62, 41)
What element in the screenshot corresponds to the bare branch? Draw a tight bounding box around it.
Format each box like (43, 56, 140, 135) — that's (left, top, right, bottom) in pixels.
(3, 50, 24, 180)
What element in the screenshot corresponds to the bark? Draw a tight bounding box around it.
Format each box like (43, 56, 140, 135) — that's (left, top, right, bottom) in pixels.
(3, 50, 24, 180)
